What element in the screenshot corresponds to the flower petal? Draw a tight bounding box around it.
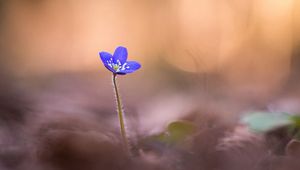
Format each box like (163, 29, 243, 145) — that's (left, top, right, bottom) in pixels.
(99, 51, 112, 63)
(99, 52, 115, 73)
(118, 61, 141, 74)
(113, 46, 128, 65)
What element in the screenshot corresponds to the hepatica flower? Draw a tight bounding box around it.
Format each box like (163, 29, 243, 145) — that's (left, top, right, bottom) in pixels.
(98, 46, 141, 154)
(99, 46, 141, 75)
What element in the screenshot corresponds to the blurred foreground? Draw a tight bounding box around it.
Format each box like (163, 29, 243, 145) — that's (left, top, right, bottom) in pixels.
(0, 71, 300, 170)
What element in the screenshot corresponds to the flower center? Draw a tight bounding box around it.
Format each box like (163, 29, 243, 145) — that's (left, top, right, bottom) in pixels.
(113, 64, 120, 71)
(107, 59, 130, 72)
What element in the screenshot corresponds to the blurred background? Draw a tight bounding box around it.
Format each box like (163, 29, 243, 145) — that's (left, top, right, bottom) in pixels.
(0, 0, 300, 132)
(1, 1, 300, 170)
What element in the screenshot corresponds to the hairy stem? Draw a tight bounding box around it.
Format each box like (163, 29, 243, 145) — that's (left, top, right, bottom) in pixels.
(112, 74, 129, 152)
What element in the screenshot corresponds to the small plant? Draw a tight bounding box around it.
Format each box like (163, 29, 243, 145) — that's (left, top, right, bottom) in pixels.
(241, 112, 300, 131)
(99, 46, 141, 153)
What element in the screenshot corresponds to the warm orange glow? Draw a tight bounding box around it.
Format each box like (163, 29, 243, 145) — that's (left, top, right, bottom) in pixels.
(1, 0, 299, 94)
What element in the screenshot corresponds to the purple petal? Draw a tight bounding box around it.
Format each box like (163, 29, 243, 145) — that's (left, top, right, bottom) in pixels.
(118, 61, 141, 74)
(99, 52, 115, 73)
(99, 51, 112, 63)
(113, 46, 128, 65)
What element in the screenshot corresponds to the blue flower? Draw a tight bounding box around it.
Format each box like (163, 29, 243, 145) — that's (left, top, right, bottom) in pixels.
(99, 46, 141, 75)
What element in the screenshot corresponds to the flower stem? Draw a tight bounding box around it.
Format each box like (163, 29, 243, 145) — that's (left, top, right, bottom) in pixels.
(112, 74, 130, 152)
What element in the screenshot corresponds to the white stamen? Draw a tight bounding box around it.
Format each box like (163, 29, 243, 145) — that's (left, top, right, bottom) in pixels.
(117, 60, 121, 66)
